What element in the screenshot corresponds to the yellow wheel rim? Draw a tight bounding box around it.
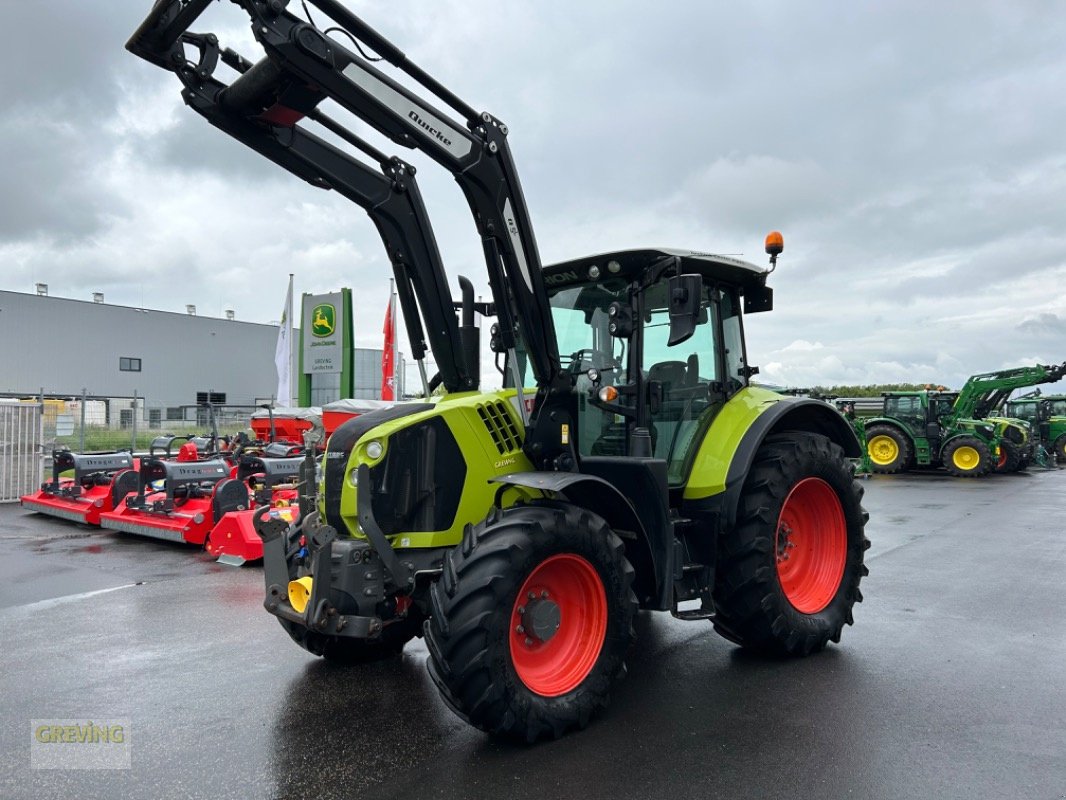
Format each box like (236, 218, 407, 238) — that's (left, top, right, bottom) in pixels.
(868, 435, 899, 466)
(952, 446, 981, 471)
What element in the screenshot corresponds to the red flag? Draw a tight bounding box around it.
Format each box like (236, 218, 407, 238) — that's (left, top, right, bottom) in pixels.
(381, 295, 395, 400)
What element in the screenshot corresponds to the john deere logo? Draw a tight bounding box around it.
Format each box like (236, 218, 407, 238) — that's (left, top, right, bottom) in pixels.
(311, 304, 336, 338)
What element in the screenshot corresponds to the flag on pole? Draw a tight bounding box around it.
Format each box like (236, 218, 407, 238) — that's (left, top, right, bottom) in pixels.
(274, 275, 293, 407)
(381, 293, 396, 400)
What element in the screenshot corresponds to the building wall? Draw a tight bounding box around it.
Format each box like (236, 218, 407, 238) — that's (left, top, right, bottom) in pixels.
(0, 290, 394, 410)
(353, 349, 405, 400)
(0, 290, 288, 408)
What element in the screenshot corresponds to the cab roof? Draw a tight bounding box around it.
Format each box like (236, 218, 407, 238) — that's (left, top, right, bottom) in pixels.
(542, 248, 769, 290)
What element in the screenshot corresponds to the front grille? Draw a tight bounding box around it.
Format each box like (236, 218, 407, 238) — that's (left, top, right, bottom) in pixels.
(478, 401, 522, 455)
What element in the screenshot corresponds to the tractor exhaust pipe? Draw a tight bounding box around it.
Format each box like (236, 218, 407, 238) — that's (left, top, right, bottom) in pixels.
(458, 276, 480, 390)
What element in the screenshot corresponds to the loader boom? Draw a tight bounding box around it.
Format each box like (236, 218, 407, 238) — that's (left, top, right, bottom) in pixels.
(129, 0, 574, 465)
(950, 363, 1066, 421)
(128, 7, 478, 393)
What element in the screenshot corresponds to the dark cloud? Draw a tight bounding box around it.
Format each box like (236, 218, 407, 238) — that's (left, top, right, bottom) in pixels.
(1, 1, 1064, 389)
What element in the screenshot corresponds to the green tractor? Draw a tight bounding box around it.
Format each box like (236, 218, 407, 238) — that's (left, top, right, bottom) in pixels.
(129, 0, 870, 741)
(864, 390, 1000, 477)
(1004, 393, 1066, 464)
(945, 364, 1066, 472)
(864, 363, 1066, 477)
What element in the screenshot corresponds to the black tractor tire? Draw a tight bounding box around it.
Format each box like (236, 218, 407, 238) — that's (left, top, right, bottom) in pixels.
(993, 439, 1022, 474)
(425, 501, 637, 741)
(307, 614, 423, 665)
(941, 436, 992, 478)
(865, 424, 911, 474)
(712, 432, 869, 655)
(1054, 435, 1066, 465)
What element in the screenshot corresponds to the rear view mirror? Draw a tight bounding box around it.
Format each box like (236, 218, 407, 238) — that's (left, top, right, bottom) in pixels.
(667, 274, 703, 346)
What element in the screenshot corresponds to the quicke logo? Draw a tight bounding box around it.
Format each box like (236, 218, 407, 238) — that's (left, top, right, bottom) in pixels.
(408, 111, 453, 147)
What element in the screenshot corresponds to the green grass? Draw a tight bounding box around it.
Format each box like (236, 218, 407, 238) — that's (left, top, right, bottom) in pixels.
(53, 425, 249, 453)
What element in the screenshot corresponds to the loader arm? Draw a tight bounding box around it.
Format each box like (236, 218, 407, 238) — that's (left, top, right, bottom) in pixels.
(127, 10, 474, 393)
(951, 363, 1066, 420)
(129, 0, 577, 468)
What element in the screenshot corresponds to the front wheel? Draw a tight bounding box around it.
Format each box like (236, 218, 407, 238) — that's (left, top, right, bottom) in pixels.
(712, 432, 870, 655)
(425, 502, 637, 741)
(993, 439, 1022, 474)
(1053, 435, 1066, 464)
(942, 436, 991, 477)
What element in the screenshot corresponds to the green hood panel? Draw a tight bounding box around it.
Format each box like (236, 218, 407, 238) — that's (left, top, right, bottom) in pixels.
(334, 389, 534, 549)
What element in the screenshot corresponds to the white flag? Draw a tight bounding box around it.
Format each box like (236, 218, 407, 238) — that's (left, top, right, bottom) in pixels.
(274, 275, 293, 407)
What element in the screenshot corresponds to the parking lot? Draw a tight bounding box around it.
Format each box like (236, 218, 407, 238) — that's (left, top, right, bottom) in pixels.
(1, 469, 1064, 799)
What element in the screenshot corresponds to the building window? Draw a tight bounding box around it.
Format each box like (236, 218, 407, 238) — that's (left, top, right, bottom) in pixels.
(166, 407, 185, 421)
(120, 357, 142, 372)
(195, 391, 227, 405)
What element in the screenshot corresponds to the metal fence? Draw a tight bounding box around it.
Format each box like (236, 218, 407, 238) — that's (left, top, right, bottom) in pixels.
(0, 402, 43, 502)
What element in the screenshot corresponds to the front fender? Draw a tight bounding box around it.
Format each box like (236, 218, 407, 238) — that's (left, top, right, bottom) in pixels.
(491, 470, 668, 609)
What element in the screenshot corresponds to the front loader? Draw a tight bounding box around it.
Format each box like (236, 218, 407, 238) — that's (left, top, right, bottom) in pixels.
(946, 364, 1066, 472)
(129, 0, 870, 741)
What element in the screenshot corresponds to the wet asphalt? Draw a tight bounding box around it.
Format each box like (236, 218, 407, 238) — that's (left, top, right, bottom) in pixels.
(1, 469, 1064, 800)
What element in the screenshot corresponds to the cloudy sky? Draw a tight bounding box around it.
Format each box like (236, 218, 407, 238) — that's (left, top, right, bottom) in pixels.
(2, 1, 1065, 393)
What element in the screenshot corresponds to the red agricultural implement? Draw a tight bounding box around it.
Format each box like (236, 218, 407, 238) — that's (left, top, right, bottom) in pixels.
(206, 452, 305, 565)
(99, 453, 243, 546)
(20, 450, 140, 526)
(321, 398, 394, 439)
(250, 407, 322, 446)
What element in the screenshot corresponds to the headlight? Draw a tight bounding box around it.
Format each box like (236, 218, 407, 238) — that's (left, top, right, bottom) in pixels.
(348, 467, 359, 487)
(365, 440, 383, 460)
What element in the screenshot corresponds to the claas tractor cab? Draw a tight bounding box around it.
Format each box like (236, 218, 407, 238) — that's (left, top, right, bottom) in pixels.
(128, 0, 869, 741)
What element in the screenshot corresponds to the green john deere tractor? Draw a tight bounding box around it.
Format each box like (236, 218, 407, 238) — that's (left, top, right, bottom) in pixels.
(864, 390, 1000, 477)
(947, 364, 1066, 472)
(129, 0, 870, 741)
(1005, 393, 1066, 465)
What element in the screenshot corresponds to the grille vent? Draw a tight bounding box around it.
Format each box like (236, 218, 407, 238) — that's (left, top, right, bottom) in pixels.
(478, 401, 522, 455)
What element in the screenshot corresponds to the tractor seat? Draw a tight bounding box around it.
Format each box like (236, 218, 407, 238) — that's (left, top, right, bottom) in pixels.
(647, 360, 688, 390)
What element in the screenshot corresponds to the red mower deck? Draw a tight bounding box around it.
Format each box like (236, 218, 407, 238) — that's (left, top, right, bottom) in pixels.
(205, 454, 305, 565)
(20, 451, 140, 526)
(99, 456, 243, 546)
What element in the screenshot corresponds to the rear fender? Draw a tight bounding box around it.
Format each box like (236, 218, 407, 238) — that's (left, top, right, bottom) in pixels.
(686, 394, 861, 532)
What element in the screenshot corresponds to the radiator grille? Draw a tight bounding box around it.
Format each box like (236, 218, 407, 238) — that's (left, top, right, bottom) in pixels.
(477, 401, 522, 455)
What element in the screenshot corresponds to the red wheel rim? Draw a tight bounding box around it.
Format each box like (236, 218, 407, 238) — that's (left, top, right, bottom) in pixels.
(996, 448, 1007, 468)
(775, 478, 847, 614)
(509, 554, 607, 697)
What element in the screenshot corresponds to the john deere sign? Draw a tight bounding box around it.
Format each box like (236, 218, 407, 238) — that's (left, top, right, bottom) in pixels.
(298, 289, 354, 405)
(301, 292, 346, 374)
(310, 303, 336, 338)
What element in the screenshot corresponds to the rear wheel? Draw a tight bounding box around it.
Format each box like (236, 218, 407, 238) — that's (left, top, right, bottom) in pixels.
(865, 424, 911, 474)
(712, 432, 869, 655)
(942, 436, 991, 477)
(425, 502, 636, 741)
(993, 439, 1022, 474)
(1054, 435, 1066, 464)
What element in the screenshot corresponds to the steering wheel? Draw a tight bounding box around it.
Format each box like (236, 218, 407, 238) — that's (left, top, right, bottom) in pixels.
(566, 349, 621, 376)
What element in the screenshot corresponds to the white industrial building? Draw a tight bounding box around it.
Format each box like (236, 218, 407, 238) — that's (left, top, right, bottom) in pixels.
(0, 289, 391, 429)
